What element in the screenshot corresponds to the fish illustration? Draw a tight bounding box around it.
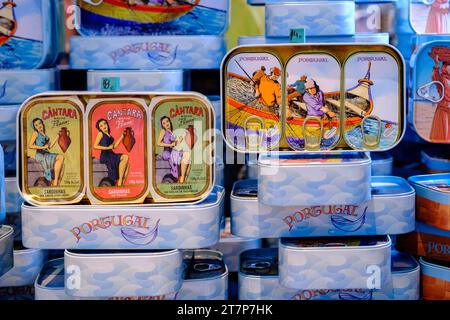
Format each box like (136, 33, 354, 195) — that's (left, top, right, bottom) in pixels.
(147, 45, 178, 66)
(120, 219, 160, 246)
(330, 207, 367, 232)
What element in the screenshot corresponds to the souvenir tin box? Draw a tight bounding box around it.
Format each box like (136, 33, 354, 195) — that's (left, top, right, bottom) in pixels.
(1, 141, 16, 172)
(75, 0, 229, 36)
(222, 44, 405, 152)
(409, 173, 450, 231)
(279, 236, 392, 290)
(5, 177, 21, 215)
(238, 248, 419, 300)
(34, 258, 73, 300)
(177, 250, 228, 300)
(258, 153, 372, 207)
(21, 186, 224, 250)
(371, 152, 393, 175)
(411, 41, 450, 143)
(421, 149, 450, 173)
(237, 34, 391, 46)
(70, 36, 226, 70)
(0, 69, 56, 105)
(396, 222, 450, 262)
(87, 70, 184, 93)
(0, 225, 14, 277)
(231, 176, 415, 238)
(409, 0, 450, 34)
(0, 243, 47, 287)
(0, 0, 58, 69)
(265, 1, 355, 37)
(420, 257, 450, 300)
(0, 105, 19, 142)
(64, 249, 183, 298)
(355, 0, 396, 35)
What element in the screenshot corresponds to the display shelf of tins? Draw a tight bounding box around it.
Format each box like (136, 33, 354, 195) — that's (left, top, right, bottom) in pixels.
(420, 257, 450, 300)
(237, 33, 391, 45)
(238, 248, 420, 300)
(231, 176, 415, 238)
(35, 250, 228, 300)
(421, 149, 450, 174)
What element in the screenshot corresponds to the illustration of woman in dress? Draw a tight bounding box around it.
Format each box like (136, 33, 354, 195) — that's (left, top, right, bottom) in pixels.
(425, 0, 450, 34)
(157, 116, 192, 183)
(429, 52, 450, 141)
(94, 119, 130, 187)
(28, 118, 65, 187)
(303, 79, 336, 118)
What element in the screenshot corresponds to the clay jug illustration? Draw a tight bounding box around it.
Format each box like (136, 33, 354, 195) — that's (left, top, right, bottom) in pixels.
(185, 125, 197, 150)
(122, 127, 136, 152)
(58, 127, 71, 153)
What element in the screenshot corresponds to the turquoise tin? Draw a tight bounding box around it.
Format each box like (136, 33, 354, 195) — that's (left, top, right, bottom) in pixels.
(355, 0, 397, 35)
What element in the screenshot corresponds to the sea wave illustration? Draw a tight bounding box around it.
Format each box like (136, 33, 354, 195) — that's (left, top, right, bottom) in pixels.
(330, 207, 367, 232)
(339, 290, 373, 300)
(120, 219, 160, 246)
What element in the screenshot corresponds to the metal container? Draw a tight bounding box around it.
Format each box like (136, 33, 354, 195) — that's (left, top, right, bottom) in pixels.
(409, 173, 450, 231)
(5, 177, 21, 214)
(238, 248, 419, 300)
(75, 0, 230, 36)
(222, 44, 405, 153)
(0, 0, 58, 69)
(64, 249, 183, 298)
(279, 235, 392, 290)
(0, 105, 19, 142)
(238, 34, 391, 45)
(34, 258, 73, 300)
(231, 176, 415, 238)
(421, 149, 450, 173)
(70, 36, 226, 70)
(1, 141, 16, 172)
(22, 186, 224, 250)
(420, 257, 450, 300)
(396, 221, 450, 262)
(215, 160, 224, 187)
(177, 250, 228, 300)
(355, 0, 396, 36)
(258, 153, 371, 207)
(0, 225, 14, 278)
(371, 152, 393, 175)
(409, 0, 450, 34)
(87, 70, 184, 93)
(265, 1, 355, 37)
(0, 243, 47, 287)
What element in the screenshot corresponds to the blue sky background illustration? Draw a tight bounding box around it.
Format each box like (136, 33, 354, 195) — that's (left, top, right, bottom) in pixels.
(13, 0, 43, 41)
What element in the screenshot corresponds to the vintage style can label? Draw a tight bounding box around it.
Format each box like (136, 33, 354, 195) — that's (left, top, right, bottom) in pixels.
(150, 96, 213, 202)
(87, 98, 149, 204)
(21, 96, 85, 205)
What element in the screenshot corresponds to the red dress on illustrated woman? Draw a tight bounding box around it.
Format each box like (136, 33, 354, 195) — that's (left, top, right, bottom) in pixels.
(431, 56, 450, 142)
(426, 0, 450, 34)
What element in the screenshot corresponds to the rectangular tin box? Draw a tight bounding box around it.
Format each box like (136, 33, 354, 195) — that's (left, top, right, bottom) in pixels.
(355, 0, 396, 35)
(238, 248, 419, 300)
(75, 0, 230, 36)
(0, 105, 19, 142)
(64, 249, 183, 298)
(420, 257, 450, 300)
(371, 152, 393, 175)
(231, 176, 415, 238)
(421, 149, 450, 173)
(0, 226, 14, 278)
(265, 1, 355, 37)
(87, 70, 184, 93)
(21, 186, 224, 250)
(70, 36, 226, 70)
(409, 173, 450, 231)
(279, 235, 392, 290)
(258, 153, 372, 207)
(1, 141, 16, 172)
(5, 177, 22, 214)
(238, 34, 391, 45)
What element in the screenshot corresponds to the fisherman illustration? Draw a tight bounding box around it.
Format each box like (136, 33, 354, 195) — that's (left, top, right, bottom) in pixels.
(303, 79, 337, 118)
(288, 75, 307, 102)
(251, 66, 281, 113)
(425, 0, 450, 34)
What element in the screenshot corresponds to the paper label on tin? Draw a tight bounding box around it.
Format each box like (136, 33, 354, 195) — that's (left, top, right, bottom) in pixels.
(152, 98, 212, 200)
(23, 99, 84, 202)
(101, 77, 120, 92)
(289, 29, 305, 43)
(285, 53, 341, 151)
(88, 100, 148, 202)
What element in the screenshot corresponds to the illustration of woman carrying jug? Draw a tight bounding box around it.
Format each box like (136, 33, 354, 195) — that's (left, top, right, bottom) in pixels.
(430, 52, 450, 142)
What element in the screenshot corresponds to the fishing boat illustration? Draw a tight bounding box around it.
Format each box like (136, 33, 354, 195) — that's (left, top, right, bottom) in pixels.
(330, 207, 368, 232)
(0, 1, 17, 47)
(120, 218, 160, 246)
(78, 0, 200, 24)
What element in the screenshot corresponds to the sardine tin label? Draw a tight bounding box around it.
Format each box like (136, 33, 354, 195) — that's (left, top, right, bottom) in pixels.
(343, 53, 401, 150)
(410, 0, 450, 34)
(21, 97, 84, 204)
(150, 96, 213, 202)
(285, 53, 341, 151)
(87, 98, 148, 204)
(224, 52, 283, 152)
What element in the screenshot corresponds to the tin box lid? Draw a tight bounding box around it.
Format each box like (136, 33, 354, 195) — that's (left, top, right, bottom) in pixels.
(258, 152, 371, 167)
(0, 225, 13, 240)
(183, 250, 227, 281)
(371, 176, 415, 197)
(280, 235, 390, 249)
(421, 150, 450, 171)
(239, 248, 278, 277)
(65, 249, 176, 258)
(415, 221, 450, 238)
(231, 179, 258, 200)
(35, 258, 65, 289)
(370, 152, 393, 162)
(420, 257, 450, 282)
(391, 250, 419, 274)
(355, 0, 397, 2)
(408, 173, 450, 204)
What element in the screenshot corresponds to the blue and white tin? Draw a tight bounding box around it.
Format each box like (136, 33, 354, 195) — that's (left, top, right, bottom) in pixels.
(279, 236, 392, 290)
(35, 258, 73, 300)
(0, 105, 19, 142)
(70, 36, 226, 70)
(371, 152, 393, 175)
(215, 160, 225, 187)
(0, 225, 14, 277)
(355, 0, 397, 35)
(87, 70, 184, 92)
(258, 153, 372, 207)
(231, 177, 415, 238)
(0, 69, 56, 105)
(0, 245, 47, 287)
(421, 149, 450, 173)
(22, 186, 224, 250)
(0, 0, 58, 69)
(420, 257, 450, 300)
(238, 34, 390, 45)
(1, 142, 16, 172)
(5, 177, 21, 214)
(64, 249, 183, 298)
(265, 1, 355, 37)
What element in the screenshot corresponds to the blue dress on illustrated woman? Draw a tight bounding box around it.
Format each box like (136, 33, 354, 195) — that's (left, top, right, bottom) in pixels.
(28, 118, 65, 187)
(94, 119, 129, 187)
